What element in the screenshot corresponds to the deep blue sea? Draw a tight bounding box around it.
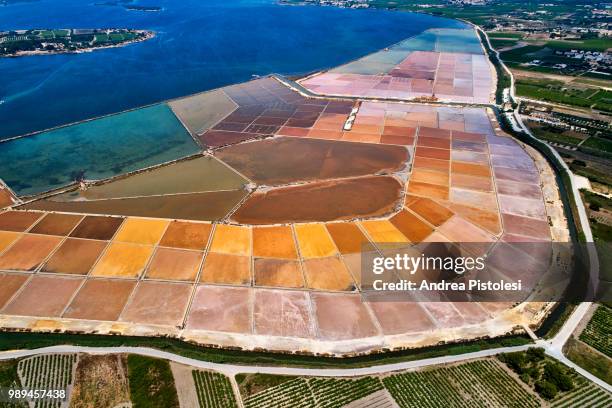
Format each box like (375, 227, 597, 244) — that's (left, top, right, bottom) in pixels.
(0, 0, 465, 139)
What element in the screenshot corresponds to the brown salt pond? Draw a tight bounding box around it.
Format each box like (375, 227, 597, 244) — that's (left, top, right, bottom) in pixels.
(199, 252, 251, 285)
(0, 211, 43, 232)
(303, 256, 356, 291)
(41, 238, 108, 275)
(2, 275, 83, 317)
(0, 234, 62, 271)
(325, 222, 373, 254)
(0, 188, 16, 208)
(252, 226, 298, 259)
(145, 248, 203, 282)
(29, 213, 83, 236)
(24, 190, 247, 221)
(253, 258, 304, 288)
(69, 215, 125, 240)
(0, 272, 28, 309)
(232, 176, 402, 224)
(0, 231, 20, 253)
(120, 281, 192, 326)
(159, 221, 212, 250)
(63, 279, 136, 321)
(215, 137, 408, 185)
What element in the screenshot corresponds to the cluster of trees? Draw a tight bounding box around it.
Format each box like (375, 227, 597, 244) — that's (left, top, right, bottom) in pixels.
(499, 348, 574, 400)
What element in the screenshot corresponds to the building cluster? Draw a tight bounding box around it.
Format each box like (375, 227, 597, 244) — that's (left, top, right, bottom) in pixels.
(280, 0, 370, 8)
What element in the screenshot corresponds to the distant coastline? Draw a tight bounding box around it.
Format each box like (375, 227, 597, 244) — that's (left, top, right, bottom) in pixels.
(93, 0, 162, 12)
(0, 29, 155, 58)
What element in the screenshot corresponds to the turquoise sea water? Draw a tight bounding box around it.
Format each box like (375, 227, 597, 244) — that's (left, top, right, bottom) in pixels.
(0, 0, 466, 139)
(0, 104, 199, 196)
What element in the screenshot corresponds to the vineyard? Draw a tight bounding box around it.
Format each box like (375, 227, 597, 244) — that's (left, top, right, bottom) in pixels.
(550, 371, 612, 407)
(127, 354, 179, 408)
(16, 354, 77, 408)
(192, 370, 238, 408)
(579, 305, 612, 357)
(243, 376, 383, 408)
(383, 359, 540, 408)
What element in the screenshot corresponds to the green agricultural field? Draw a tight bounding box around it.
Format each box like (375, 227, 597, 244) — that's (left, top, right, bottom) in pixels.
(17, 354, 77, 408)
(579, 305, 612, 357)
(127, 355, 179, 408)
(193, 370, 237, 408)
(546, 38, 612, 52)
(565, 337, 612, 385)
(52, 29, 69, 37)
(582, 137, 612, 154)
(109, 33, 125, 42)
(236, 373, 295, 398)
(500, 45, 545, 64)
(490, 39, 518, 49)
(487, 32, 524, 39)
(530, 125, 583, 146)
(572, 165, 611, 191)
(0, 359, 24, 408)
(384, 359, 539, 408)
(549, 368, 612, 407)
(243, 376, 383, 408)
(94, 33, 109, 42)
(516, 78, 612, 112)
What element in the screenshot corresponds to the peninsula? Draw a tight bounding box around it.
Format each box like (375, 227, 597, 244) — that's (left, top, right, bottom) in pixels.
(0, 28, 154, 57)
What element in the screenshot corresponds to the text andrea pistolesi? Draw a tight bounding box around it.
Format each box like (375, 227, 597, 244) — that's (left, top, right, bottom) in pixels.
(369, 253, 522, 292)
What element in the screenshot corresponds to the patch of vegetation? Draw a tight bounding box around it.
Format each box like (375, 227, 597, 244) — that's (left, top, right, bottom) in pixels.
(487, 32, 524, 40)
(498, 348, 575, 400)
(582, 137, 612, 154)
(490, 39, 518, 49)
(579, 304, 612, 357)
(590, 220, 612, 242)
(564, 336, 612, 385)
(236, 373, 295, 398)
(582, 190, 612, 211)
(0, 359, 25, 408)
(572, 165, 611, 190)
(384, 359, 540, 407)
(193, 370, 237, 408)
(580, 190, 612, 243)
(547, 38, 612, 52)
(70, 354, 130, 408)
(516, 78, 612, 112)
(0, 331, 531, 369)
(500, 45, 544, 64)
(127, 355, 179, 408)
(530, 124, 583, 146)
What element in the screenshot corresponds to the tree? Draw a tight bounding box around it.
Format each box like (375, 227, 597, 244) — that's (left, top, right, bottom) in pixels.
(543, 363, 574, 392)
(535, 380, 558, 399)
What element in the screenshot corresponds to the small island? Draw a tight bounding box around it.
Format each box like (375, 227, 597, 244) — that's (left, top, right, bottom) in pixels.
(0, 28, 154, 57)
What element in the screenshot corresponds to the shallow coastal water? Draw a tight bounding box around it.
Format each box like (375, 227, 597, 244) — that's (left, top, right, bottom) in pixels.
(0, 0, 465, 139)
(0, 104, 199, 195)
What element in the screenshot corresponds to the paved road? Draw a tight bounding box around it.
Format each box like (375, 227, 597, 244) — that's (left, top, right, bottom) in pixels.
(0, 344, 534, 377)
